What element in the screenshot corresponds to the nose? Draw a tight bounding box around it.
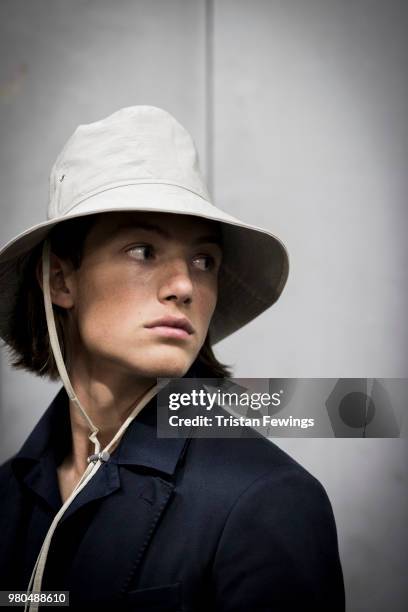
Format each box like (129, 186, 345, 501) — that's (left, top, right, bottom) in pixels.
(158, 258, 193, 305)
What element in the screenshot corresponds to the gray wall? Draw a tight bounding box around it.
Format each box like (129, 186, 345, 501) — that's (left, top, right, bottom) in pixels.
(1, 1, 407, 610)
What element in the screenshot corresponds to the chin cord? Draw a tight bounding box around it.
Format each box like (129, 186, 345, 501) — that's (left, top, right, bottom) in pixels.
(24, 239, 158, 612)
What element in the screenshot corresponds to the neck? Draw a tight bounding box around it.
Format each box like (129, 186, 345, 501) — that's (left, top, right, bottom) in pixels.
(62, 359, 155, 476)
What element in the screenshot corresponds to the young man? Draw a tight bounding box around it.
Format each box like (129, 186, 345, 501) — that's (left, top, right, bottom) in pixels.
(0, 106, 345, 611)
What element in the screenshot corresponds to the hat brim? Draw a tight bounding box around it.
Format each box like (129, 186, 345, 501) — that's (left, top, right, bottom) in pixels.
(0, 183, 289, 345)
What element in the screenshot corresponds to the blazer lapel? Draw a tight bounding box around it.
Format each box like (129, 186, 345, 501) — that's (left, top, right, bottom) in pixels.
(43, 389, 190, 603)
(65, 470, 176, 602)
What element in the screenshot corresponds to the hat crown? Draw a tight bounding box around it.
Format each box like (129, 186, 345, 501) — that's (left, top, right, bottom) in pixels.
(48, 105, 211, 219)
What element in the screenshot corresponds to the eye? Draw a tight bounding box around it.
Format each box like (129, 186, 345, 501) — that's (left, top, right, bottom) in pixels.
(192, 254, 216, 271)
(127, 244, 154, 260)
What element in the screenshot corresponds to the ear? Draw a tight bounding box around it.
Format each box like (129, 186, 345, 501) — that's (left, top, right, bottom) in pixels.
(36, 251, 76, 309)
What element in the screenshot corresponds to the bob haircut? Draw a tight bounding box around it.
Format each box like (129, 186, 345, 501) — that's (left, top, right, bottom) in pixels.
(4, 214, 232, 381)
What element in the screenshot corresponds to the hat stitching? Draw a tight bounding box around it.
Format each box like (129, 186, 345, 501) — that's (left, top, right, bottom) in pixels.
(56, 180, 211, 217)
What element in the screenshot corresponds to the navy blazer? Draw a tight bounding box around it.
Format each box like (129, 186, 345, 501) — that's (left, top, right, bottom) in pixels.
(0, 382, 345, 611)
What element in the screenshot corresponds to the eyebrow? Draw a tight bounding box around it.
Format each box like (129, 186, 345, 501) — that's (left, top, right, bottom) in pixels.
(110, 221, 223, 248)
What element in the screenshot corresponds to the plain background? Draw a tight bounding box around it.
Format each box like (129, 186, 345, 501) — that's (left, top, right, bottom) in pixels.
(0, 1, 407, 610)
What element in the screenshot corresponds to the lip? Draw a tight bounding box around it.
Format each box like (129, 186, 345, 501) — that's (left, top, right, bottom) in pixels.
(146, 325, 191, 339)
(144, 315, 195, 335)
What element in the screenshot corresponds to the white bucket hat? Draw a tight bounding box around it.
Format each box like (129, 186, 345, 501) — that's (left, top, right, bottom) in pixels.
(0, 104, 289, 347)
(0, 105, 289, 610)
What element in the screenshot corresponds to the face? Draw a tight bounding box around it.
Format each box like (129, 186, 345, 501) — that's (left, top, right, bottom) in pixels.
(49, 211, 223, 379)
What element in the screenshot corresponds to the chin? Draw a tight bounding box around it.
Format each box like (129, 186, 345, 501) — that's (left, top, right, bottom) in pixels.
(129, 346, 194, 379)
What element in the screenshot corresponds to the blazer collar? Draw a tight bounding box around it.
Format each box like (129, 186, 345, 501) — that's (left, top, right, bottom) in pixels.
(11, 384, 190, 479)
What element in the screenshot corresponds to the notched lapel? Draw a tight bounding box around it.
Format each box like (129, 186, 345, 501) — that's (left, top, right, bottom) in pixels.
(65, 469, 175, 605)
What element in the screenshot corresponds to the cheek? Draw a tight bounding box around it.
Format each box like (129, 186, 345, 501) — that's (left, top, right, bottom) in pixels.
(74, 269, 150, 338)
(196, 283, 218, 323)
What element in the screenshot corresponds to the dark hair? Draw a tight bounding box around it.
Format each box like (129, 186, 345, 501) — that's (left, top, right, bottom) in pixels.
(5, 214, 232, 380)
